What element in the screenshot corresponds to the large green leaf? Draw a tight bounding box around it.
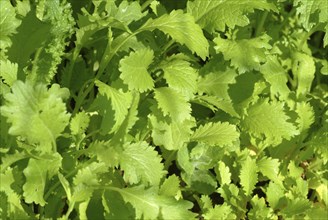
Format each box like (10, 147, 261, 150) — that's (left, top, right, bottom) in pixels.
(141, 10, 209, 60)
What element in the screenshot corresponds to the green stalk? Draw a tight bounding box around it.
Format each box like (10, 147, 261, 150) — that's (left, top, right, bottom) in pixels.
(72, 30, 141, 115)
(255, 11, 268, 37)
(141, 0, 153, 11)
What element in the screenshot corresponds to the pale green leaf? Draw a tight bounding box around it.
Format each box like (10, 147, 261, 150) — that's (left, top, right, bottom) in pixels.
(292, 52, 315, 98)
(257, 157, 280, 181)
(266, 181, 285, 210)
(214, 34, 272, 73)
(150, 115, 193, 150)
(242, 99, 299, 146)
(191, 122, 239, 147)
(72, 162, 107, 202)
(95, 80, 132, 133)
(23, 154, 62, 206)
(70, 111, 90, 136)
(260, 55, 290, 99)
(113, 186, 196, 219)
(282, 198, 312, 217)
(0, 168, 27, 218)
(119, 49, 154, 92)
(0, 1, 21, 49)
(115, 1, 144, 24)
(141, 10, 209, 60)
(0, 81, 70, 152)
(294, 0, 328, 31)
(187, 0, 277, 33)
(215, 161, 231, 186)
(248, 195, 277, 220)
(203, 204, 235, 220)
(161, 58, 198, 99)
(0, 60, 17, 86)
(296, 102, 314, 134)
(159, 175, 181, 197)
(239, 156, 257, 196)
(198, 69, 237, 99)
(120, 142, 165, 185)
(154, 87, 191, 122)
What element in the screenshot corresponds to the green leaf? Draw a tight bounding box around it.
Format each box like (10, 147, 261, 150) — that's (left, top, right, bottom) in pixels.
(70, 111, 90, 136)
(0, 81, 70, 152)
(150, 115, 193, 150)
(187, 0, 277, 33)
(0, 59, 17, 86)
(248, 195, 276, 220)
(0, 0, 21, 50)
(295, 102, 314, 135)
(154, 87, 191, 122)
(214, 34, 272, 73)
(266, 181, 285, 210)
(292, 52, 316, 98)
(119, 49, 154, 92)
(191, 122, 239, 147)
(112, 186, 197, 219)
(0, 168, 28, 218)
(242, 99, 299, 146)
(260, 55, 290, 99)
(141, 10, 209, 60)
(294, 0, 328, 46)
(282, 198, 312, 217)
(23, 154, 62, 206)
(161, 58, 198, 99)
(239, 156, 257, 196)
(257, 157, 280, 181)
(115, 1, 144, 24)
(159, 175, 181, 197)
(95, 80, 132, 133)
(7, 8, 51, 76)
(120, 142, 165, 185)
(198, 68, 237, 99)
(0, 191, 8, 219)
(215, 161, 231, 186)
(72, 162, 107, 202)
(203, 204, 236, 220)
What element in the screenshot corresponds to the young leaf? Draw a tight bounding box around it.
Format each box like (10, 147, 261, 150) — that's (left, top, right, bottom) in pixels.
(141, 10, 209, 60)
(0, 1, 22, 50)
(150, 115, 193, 151)
(154, 87, 191, 122)
(70, 111, 90, 136)
(239, 156, 257, 196)
(259, 55, 290, 99)
(119, 49, 154, 92)
(120, 142, 166, 185)
(214, 34, 272, 73)
(23, 154, 62, 206)
(112, 186, 197, 219)
(0, 81, 70, 152)
(203, 204, 235, 220)
(257, 157, 280, 181)
(160, 58, 198, 99)
(159, 175, 181, 197)
(0, 60, 17, 86)
(191, 122, 239, 147)
(292, 52, 315, 98)
(241, 99, 299, 146)
(295, 102, 314, 134)
(95, 80, 132, 133)
(215, 161, 231, 186)
(187, 0, 277, 33)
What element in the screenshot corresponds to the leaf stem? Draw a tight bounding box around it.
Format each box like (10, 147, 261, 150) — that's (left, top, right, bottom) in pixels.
(255, 11, 268, 37)
(141, 0, 153, 11)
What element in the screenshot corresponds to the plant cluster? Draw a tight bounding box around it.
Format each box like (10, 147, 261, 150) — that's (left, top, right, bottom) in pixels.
(0, 0, 327, 219)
